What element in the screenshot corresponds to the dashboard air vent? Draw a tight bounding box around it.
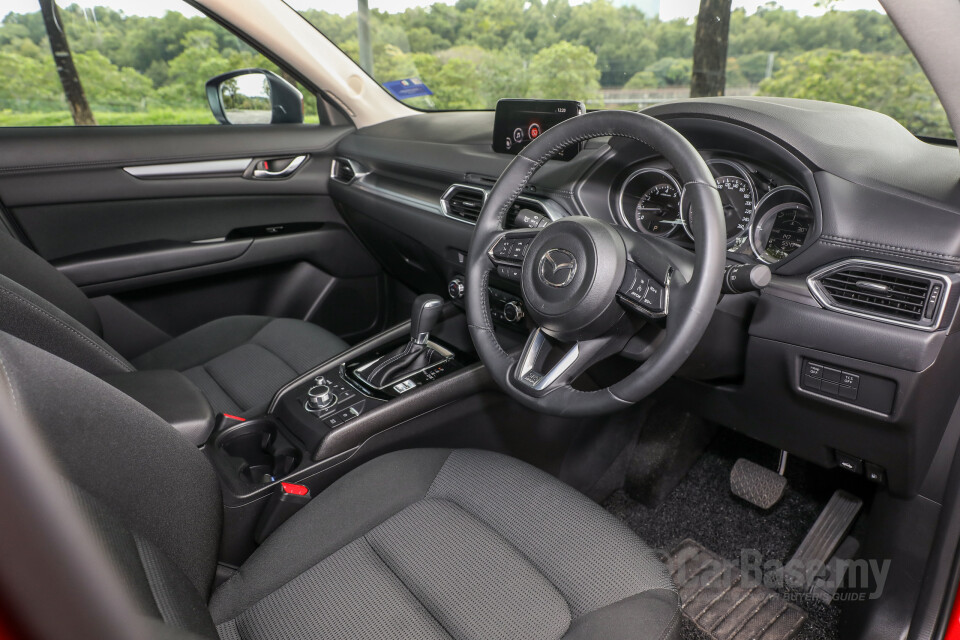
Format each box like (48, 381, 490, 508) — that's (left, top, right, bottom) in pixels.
(330, 158, 361, 184)
(809, 260, 948, 329)
(441, 185, 486, 224)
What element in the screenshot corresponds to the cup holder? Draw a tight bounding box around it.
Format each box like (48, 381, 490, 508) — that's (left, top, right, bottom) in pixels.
(218, 420, 303, 485)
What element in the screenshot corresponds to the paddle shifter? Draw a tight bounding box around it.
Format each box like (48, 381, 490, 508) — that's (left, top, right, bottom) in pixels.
(361, 294, 445, 388)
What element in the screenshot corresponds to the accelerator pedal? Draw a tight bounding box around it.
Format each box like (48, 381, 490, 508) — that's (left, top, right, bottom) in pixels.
(669, 539, 806, 640)
(783, 490, 862, 594)
(730, 456, 788, 509)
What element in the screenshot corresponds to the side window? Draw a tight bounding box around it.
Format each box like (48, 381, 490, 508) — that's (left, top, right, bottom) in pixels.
(0, 2, 320, 126)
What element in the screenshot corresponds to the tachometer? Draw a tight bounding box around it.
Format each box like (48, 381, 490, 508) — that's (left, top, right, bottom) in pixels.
(618, 168, 682, 236)
(749, 185, 815, 264)
(681, 159, 756, 245)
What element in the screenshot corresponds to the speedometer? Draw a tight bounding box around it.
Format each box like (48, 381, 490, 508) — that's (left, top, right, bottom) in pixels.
(681, 159, 756, 245)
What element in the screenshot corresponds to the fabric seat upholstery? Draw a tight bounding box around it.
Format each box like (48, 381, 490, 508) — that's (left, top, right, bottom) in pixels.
(132, 316, 348, 414)
(0, 333, 681, 640)
(211, 448, 680, 640)
(0, 232, 347, 416)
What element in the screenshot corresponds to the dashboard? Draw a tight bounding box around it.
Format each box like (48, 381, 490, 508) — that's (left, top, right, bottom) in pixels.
(327, 96, 960, 498)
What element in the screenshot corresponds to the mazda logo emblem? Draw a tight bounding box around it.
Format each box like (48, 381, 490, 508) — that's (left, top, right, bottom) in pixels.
(538, 248, 578, 287)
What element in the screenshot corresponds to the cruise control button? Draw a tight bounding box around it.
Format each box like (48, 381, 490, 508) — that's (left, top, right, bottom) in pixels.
(640, 281, 664, 312)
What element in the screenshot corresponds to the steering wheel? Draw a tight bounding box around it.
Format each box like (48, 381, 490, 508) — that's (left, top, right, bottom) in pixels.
(465, 110, 727, 416)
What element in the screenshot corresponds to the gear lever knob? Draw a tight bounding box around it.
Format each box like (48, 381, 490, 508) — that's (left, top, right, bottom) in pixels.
(410, 294, 444, 345)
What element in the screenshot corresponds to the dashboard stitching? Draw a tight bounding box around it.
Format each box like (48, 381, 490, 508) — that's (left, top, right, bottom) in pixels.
(818, 239, 959, 267)
(820, 234, 960, 262)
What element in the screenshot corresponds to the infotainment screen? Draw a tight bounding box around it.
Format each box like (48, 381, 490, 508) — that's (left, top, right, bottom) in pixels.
(492, 99, 585, 161)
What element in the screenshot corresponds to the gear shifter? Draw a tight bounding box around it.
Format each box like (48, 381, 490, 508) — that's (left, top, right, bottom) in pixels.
(361, 294, 445, 388)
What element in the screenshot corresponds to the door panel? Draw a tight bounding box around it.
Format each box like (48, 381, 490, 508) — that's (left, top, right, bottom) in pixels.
(0, 124, 388, 351)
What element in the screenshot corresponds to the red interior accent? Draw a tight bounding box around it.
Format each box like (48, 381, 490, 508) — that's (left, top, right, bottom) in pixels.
(222, 414, 246, 422)
(281, 482, 309, 496)
(945, 583, 960, 640)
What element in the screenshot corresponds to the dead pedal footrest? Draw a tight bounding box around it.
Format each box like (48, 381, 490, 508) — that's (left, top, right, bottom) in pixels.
(668, 539, 806, 640)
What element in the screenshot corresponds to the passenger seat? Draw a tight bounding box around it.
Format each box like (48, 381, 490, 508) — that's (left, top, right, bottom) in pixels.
(0, 232, 347, 416)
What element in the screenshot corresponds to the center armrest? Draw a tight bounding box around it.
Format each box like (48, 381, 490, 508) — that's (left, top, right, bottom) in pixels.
(103, 370, 215, 446)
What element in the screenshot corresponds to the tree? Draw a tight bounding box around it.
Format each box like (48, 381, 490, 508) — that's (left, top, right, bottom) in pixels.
(527, 41, 602, 102)
(758, 48, 951, 138)
(690, 0, 733, 97)
(39, 0, 95, 124)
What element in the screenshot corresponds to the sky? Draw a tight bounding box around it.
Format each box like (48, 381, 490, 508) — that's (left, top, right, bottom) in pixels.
(4, 0, 885, 20)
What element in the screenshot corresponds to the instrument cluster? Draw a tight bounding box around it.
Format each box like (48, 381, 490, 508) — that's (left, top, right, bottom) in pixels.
(615, 157, 814, 265)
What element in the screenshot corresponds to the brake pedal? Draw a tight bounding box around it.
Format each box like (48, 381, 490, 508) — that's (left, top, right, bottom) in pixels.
(730, 455, 788, 509)
(783, 490, 862, 592)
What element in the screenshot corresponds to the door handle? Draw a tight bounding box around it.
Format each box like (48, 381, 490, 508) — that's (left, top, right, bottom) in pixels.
(251, 155, 307, 179)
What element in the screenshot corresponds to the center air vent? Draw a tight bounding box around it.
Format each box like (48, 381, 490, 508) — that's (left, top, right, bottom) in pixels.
(809, 260, 948, 330)
(441, 183, 557, 227)
(441, 184, 486, 223)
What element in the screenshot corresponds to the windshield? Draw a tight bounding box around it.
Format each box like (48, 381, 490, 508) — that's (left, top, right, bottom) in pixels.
(291, 0, 952, 140)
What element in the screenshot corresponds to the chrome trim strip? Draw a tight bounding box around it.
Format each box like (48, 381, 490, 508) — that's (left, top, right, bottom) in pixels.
(440, 183, 487, 225)
(516, 329, 580, 392)
(350, 179, 442, 215)
(440, 183, 568, 226)
(329, 157, 370, 184)
(123, 158, 252, 178)
(806, 258, 952, 332)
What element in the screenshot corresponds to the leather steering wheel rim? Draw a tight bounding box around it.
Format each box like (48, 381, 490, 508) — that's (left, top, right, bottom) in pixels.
(466, 110, 727, 417)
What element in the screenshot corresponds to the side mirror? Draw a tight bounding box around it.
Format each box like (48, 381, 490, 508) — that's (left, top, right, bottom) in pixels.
(205, 69, 304, 125)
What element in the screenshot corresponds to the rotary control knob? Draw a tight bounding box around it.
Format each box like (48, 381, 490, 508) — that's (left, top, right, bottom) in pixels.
(503, 300, 524, 323)
(306, 384, 336, 411)
(448, 277, 465, 300)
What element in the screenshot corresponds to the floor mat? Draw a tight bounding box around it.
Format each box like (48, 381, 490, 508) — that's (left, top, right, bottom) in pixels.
(605, 429, 844, 640)
(669, 539, 806, 640)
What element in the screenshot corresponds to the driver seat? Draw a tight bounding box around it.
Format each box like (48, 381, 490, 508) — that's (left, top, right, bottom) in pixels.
(0, 331, 680, 640)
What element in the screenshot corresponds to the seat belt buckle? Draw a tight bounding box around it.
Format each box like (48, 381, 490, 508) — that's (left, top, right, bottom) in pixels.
(253, 482, 311, 544)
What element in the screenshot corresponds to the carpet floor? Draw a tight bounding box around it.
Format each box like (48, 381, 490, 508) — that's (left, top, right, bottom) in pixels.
(604, 429, 852, 640)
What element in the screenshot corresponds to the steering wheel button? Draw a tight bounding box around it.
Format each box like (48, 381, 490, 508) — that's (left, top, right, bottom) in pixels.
(640, 283, 664, 311)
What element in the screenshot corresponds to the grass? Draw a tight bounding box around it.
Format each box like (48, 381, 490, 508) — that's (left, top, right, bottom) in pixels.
(0, 108, 321, 127)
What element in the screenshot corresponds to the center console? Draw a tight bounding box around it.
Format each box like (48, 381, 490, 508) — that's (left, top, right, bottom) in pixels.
(204, 297, 486, 564)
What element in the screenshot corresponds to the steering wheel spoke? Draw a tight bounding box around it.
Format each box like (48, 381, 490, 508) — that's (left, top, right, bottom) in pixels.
(512, 328, 626, 397)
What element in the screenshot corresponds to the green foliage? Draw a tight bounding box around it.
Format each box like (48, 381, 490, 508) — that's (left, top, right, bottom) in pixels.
(759, 48, 952, 138)
(528, 42, 602, 102)
(0, 1, 951, 138)
(624, 70, 658, 90)
(644, 57, 693, 87)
